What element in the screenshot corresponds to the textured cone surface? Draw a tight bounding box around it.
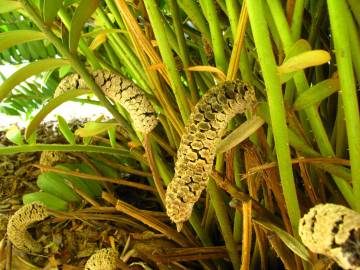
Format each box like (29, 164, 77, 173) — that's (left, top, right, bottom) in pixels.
(55, 70, 158, 134)
(7, 202, 48, 253)
(85, 248, 118, 270)
(165, 80, 256, 227)
(39, 150, 69, 166)
(299, 203, 360, 269)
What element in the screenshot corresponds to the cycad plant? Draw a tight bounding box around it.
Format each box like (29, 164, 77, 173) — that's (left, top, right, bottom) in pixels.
(0, 0, 360, 269)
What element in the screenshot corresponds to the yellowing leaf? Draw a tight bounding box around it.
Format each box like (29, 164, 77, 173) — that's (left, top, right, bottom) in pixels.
(147, 63, 165, 71)
(89, 33, 107, 51)
(278, 50, 331, 74)
(75, 121, 118, 137)
(187, 66, 227, 82)
(284, 39, 311, 61)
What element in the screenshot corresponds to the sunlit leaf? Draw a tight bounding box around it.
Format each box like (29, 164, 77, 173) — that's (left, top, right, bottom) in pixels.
(5, 125, 24, 145)
(89, 33, 107, 51)
(57, 115, 76, 144)
(69, 0, 100, 53)
(294, 77, 341, 110)
(0, 30, 46, 53)
(253, 218, 311, 262)
(25, 89, 91, 139)
(0, 1, 22, 14)
(0, 58, 70, 102)
(187, 65, 227, 82)
(278, 50, 331, 74)
(75, 121, 118, 137)
(43, 0, 63, 23)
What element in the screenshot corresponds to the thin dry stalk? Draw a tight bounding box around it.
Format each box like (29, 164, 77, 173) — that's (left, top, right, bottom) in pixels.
(240, 201, 252, 270)
(102, 192, 190, 247)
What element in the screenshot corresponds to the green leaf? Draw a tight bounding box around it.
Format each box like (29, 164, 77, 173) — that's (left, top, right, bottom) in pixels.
(0, 30, 46, 52)
(216, 116, 265, 154)
(0, 58, 70, 102)
(43, 0, 63, 23)
(108, 126, 117, 148)
(58, 65, 72, 78)
(294, 77, 341, 110)
(253, 218, 311, 262)
(75, 121, 118, 137)
(57, 115, 76, 144)
(25, 89, 91, 139)
(69, 0, 100, 53)
(5, 125, 24, 145)
(23, 191, 69, 211)
(26, 131, 37, 145)
(278, 50, 331, 74)
(0, 1, 22, 14)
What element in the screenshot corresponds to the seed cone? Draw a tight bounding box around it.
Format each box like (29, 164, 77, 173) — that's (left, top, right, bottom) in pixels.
(55, 70, 158, 134)
(85, 248, 118, 270)
(299, 203, 360, 269)
(7, 202, 48, 253)
(165, 80, 256, 229)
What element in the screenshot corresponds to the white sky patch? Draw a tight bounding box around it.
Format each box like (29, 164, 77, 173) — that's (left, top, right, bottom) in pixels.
(0, 65, 112, 131)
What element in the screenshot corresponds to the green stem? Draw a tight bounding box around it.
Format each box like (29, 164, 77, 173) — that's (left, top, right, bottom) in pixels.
(104, 0, 126, 29)
(177, 0, 211, 43)
(143, 0, 191, 123)
(233, 146, 244, 243)
(167, 0, 198, 103)
(225, 0, 240, 38)
(247, 0, 301, 233)
(290, 0, 304, 40)
(266, 0, 356, 209)
(328, 0, 360, 208)
(208, 178, 241, 269)
(345, 1, 360, 83)
(201, 0, 228, 72)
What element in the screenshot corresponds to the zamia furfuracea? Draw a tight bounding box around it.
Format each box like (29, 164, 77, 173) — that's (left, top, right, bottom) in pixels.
(55, 70, 158, 134)
(165, 80, 256, 231)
